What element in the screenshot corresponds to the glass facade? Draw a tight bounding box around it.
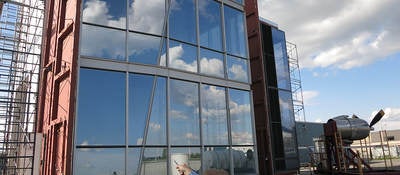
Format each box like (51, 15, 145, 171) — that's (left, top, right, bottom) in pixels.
(76, 0, 255, 174)
(261, 23, 299, 171)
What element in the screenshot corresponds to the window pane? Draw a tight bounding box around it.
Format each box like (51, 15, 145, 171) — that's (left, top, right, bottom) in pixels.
(229, 89, 253, 145)
(77, 69, 125, 145)
(171, 148, 201, 175)
(227, 56, 248, 83)
(146, 77, 167, 145)
(129, 74, 154, 145)
(128, 32, 166, 65)
(203, 147, 231, 173)
(127, 148, 141, 175)
(232, 147, 256, 174)
(201, 85, 228, 145)
(199, 0, 222, 51)
(232, 0, 243, 4)
(272, 28, 291, 90)
(279, 90, 297, 157)
(140, 148, 168, 175)
(170, 79, 200, 145)
(169, 41, 197, 73)
(75, 148, 124, 175)
(82, 0, 126, 29)
(224, 6, 247, 57)
(81, 24, 126, 61)
(169, 0, 196, 43)
(200, 48, 224, 78)
(128, 0, 165, 35)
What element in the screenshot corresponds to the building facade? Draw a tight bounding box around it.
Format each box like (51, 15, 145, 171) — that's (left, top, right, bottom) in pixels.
(37, 0, 300, 174)
(38, 0, 259, 174)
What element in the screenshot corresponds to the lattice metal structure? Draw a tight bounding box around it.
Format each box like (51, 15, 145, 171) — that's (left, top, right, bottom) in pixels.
(0, 0, 44, 174)
(287, 41, 306, 122)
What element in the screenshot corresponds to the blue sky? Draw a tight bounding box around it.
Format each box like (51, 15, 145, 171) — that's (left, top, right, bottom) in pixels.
(259, 0, 400, 130)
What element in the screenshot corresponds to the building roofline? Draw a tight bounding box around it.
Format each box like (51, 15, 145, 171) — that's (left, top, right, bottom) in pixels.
(259, 16, 278, 28)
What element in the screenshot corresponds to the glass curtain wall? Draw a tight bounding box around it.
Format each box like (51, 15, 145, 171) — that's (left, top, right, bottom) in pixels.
(75, 0, 256, 174)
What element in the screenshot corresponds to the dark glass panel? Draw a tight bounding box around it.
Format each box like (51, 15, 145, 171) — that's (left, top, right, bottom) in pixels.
(82, 0, 126, 29)
(272, 28, 291, 90)
(201, 85, 228, 145)
(77, 68, 125, 145)
(228, 89, 253, 145)
(75, 148, 124, 174)
(227, 56, 248, 83)
(169, 79, 200, 145)
(128, 0, 166, 35)
(168, 40, 197, 73)
(224, 6, 247, 57)
(279, 90, 297, 157)
(199, 0, 222, 51)
(81, 24, 126, 60)
(169, 0, 196, 43)
(200, 48, 224, 78)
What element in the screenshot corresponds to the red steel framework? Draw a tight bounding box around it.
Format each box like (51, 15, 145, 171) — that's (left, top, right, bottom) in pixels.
(36, 0, 81, 174)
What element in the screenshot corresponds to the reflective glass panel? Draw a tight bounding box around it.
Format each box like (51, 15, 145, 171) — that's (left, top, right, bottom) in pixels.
(232, 147, 256, 175)
(272, 28, 291, 90)
(140, 148, 168, 175)
(81, 24, 125, 61)
(199, 0, 222, 51)
(227, 56, 248, 83)
(128, 0, 165, 35)
(82, 0, 126, 29)
(75, 148, 124, 175)
(279, 90, 297, 157)
(203, 147, 231, 173)
(169, 41, 198, 73)
(146, 77, 167, 145)
(129, 74, 154, 145)
(170, 79, 200, 145)
(171, 148, 201, 175)
(77, 69, 125, 145)
(201, 85, 228, 145)
(127, 148, 141, 175)
(229, 89, 253, 145)
(128, 32, 165, 65)
(169, 0, 196, 43)
(224, 6, 247, 57)
(200, 48, 224, 78)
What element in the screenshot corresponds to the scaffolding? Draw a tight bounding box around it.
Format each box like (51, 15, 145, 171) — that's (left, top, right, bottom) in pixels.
(287, 41, 306, 122)
(0, 0, 44, 174)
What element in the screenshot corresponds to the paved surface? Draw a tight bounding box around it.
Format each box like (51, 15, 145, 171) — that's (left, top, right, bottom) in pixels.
(298, 158, 400, 174)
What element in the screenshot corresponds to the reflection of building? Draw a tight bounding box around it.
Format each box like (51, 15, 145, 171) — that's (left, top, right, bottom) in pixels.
(36, 0, 298, 174)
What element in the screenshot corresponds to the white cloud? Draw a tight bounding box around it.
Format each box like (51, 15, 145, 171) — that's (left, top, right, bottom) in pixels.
(170, 110, 188, 120)
(167, 45, 197, 72)
(83, 0, 125, 28)
(258, 0, 400, 70)
(200, 57, 224, 76)
(370, 107, 400, 131)
(149, 122, 161, 131)
(185, 132, 199, 140)
(228, 64, 248, 82)
(302, 90, 319, 106)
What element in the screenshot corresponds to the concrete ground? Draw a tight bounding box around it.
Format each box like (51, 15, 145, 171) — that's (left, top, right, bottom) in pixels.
(298, 158, 400, 174)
